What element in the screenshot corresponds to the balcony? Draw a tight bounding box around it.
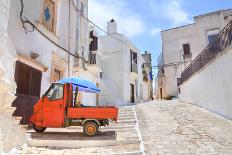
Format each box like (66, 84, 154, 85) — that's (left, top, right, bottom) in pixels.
(88, 52, 103, 73)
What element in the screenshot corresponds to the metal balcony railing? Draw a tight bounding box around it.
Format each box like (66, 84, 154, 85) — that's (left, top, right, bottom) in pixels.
(178, 20, 232, 86)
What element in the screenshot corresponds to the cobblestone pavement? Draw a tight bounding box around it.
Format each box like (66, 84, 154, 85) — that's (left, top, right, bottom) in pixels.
(12, 106, 143, 155)
(11, 100, 232, 155)
(135, 100, 232, 155)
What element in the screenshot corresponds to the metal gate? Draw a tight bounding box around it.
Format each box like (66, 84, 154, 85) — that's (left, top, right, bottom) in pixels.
(12, 61, 42, 125)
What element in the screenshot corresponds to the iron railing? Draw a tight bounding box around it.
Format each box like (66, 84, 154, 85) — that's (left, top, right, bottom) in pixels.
(179, 20, 232, 86)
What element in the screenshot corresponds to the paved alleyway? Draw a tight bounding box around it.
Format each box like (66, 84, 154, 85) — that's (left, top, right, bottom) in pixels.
(13, 106, 143, 155)
(135, 100, 232, 155)
(12, 100, 232, 155)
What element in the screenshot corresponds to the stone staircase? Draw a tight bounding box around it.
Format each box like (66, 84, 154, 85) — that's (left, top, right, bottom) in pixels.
(21, 106, 144, 155)
(106, 106, 144, 155)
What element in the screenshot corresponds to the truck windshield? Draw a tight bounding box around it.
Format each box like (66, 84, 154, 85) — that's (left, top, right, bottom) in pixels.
(47, 84, 64, 100)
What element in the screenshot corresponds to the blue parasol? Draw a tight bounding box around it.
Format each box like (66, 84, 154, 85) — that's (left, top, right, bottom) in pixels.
(57, 77, 100, 93)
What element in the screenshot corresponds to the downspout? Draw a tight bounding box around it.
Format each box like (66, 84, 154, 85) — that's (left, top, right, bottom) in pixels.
(68, 0, 71, 76)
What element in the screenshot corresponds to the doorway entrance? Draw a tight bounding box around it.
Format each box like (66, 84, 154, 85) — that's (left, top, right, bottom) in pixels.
(12, 61, 42, 125)
(160, 88, 163, 99)
(130, 84, 135, 103)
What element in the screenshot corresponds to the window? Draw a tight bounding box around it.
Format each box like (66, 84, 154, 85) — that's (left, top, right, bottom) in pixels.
(54, 69, 62, 82)
(208, 34, 218, 44)
(207, 29, 219, 44)
(47, 84, 64, 100)
(51, 65, 64, 83)
(130, 50, 138, 73)
(183, 43, 191, 56)
(89, 30, 98, 51)
(42, 0, 57, 33)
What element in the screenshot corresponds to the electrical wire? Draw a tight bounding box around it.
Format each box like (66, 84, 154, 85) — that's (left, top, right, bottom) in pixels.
(70, 0, 152, 73)
(152, 60, 192, 68)
(19, 0, 85, 60)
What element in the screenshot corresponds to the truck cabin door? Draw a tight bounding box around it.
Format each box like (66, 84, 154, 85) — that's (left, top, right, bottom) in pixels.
(42, 83, 65, 127)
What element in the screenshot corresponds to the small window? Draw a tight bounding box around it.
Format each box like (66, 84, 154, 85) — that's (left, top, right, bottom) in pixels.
(42, 0, 57, 33)
(208, 34, 218, 44)
(207, 29, 219, 44)
(47, 84, 64, 100)
(183, 43, 190, 55)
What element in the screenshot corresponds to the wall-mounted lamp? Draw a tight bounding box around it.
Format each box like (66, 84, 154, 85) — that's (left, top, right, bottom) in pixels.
(30, 52, 39, 59)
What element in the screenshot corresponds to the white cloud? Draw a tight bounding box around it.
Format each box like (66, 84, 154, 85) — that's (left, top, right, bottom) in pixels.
(150, 27, 161, 36)
(165, 0, 192, 26)
(149, 0, 192, 27)
(88, 0, 145, 37)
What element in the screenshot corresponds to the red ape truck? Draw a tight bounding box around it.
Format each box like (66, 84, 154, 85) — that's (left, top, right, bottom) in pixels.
(30, 77, 118, 136)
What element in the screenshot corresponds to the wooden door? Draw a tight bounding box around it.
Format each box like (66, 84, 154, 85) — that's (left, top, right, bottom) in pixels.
(160, 88, 163, 99)
(130, 84, 135, 103)
(12, 61, 42, 125)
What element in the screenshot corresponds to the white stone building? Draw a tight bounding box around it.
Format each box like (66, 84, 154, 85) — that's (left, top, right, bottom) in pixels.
(141, 51, 153, 101)
(0, 0, 101, 152)
(159, 9, 232, 119)
(99, 20, 145, 106)
(159, 9, 232, 99)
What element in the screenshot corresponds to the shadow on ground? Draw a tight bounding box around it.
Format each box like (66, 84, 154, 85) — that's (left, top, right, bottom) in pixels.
(28, 131, 116, 141)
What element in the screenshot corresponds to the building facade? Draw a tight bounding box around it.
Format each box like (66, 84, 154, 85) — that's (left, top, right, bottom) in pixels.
(159, 9, 232, 98)
(0, 0, 27, 153)
(141, 51, 153, 101)
(99, 20, 145, 106)
(0, 0, 102, 152)
(6, 0, 102, 124)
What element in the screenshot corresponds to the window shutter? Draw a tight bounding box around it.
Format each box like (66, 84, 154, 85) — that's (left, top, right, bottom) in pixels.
(183, 44, 190, 55)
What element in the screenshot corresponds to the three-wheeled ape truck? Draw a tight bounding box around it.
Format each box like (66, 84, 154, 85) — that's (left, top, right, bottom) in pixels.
(30, 77, 118, 136)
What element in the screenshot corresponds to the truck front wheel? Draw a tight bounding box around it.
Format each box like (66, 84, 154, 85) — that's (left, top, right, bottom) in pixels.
(33, 124, 46, 132)
(83, 122, 99, 136)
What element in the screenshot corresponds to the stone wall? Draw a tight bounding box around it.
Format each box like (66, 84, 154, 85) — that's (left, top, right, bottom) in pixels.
(179, 46, 232, 120)
(0, 0, 26, 153)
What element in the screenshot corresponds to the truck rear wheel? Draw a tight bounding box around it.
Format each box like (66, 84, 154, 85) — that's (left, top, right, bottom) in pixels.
(33, 124, 46, 132)
(83, 122, 99, 136)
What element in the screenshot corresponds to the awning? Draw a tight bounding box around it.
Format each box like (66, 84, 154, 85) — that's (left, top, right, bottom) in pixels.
(57, 77, 100, 93)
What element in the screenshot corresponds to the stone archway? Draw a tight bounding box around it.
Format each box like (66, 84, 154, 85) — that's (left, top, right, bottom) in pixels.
(0, 0, 27, 153)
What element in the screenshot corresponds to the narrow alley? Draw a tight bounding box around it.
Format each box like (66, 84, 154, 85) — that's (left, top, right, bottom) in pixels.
(14, 100, 232, 155)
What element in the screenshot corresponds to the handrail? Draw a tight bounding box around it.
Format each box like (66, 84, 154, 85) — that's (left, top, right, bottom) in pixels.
(179, 20, 232, 85)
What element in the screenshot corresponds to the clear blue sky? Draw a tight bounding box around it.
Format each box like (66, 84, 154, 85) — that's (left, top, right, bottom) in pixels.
(88, 0, 232, 75)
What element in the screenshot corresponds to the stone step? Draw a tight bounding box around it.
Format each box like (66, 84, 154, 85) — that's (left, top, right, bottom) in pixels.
(118, 109, 134, 112)
(118, 113, 135, 117)
(28, 138, 140, 149)
(109, 124, 136, 128)
(118, 115, 136, 119)
(110, 151, 143, 155)
(104, 126, 136, 131)
(117, 119, 137, 124)
(118, 111, 134, 114)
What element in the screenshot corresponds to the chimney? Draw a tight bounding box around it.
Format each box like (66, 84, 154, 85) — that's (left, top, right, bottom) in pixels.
(107, 19, 117, 34)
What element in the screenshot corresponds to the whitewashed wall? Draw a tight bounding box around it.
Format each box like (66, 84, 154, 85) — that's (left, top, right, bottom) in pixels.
(99, 33, 143, 106)
(179, 46, 232, 120)
(161, 10, 231, 97)
(0, 0, 27, 153)
(8, 0, 82, 95)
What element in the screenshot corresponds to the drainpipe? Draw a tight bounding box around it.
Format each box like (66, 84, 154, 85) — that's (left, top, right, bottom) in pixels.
(68, 0, 71, 77)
